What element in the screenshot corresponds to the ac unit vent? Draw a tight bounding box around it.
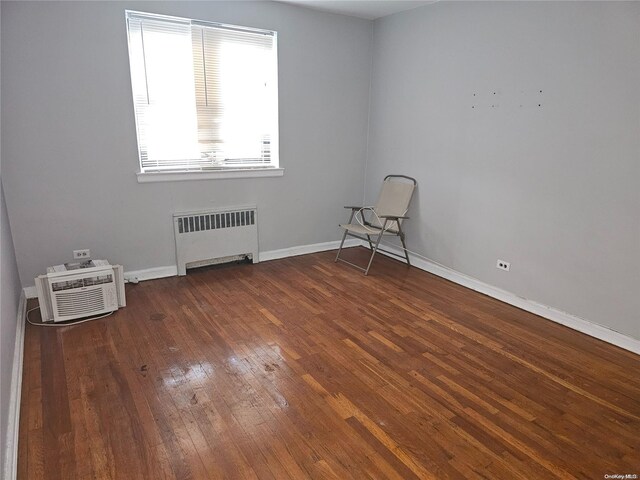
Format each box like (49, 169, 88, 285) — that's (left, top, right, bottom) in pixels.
(177, 209, 255, 234)
(54, 289, 106, 317)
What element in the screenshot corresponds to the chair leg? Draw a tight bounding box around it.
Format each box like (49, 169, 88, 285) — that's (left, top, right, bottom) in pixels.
(335, 209, 357, 262)
(366, 234, 374, 251)
(364, 233, 384, 275)
(335, 229, 350, 262)
(364, 219, 388, 275)
(400, 234, 411, 266)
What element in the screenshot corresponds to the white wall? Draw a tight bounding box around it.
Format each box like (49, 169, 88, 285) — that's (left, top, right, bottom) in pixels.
(366, 1, 640, 339)
(1, 1, 372, 283)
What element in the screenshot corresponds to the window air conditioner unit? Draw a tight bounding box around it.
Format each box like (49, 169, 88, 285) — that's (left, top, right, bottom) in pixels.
(35, 260, 126, 323)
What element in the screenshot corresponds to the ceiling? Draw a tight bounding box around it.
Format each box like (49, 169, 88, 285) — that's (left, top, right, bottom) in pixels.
(276, 0, 437, 20)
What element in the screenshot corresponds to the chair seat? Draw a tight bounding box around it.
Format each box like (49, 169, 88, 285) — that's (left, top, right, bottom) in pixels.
(339, 223, 397, 236)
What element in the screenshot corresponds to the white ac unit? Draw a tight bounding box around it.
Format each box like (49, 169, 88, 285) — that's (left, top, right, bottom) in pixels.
(35, 260, 126, 323)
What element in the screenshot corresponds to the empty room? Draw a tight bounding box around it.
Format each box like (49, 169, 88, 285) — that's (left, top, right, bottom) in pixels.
(1, 0, 639, 479)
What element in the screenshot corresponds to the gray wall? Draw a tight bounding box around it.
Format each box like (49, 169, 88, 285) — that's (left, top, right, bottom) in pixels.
(366, 1, 640, 339)
(1, 1, 372, 283)
(1, 182, 23, 474)
(1, 2, 25, 470)
(3, 1, 639, 342)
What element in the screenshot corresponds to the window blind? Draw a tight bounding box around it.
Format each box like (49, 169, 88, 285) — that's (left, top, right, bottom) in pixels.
(126, 11, 278, 173)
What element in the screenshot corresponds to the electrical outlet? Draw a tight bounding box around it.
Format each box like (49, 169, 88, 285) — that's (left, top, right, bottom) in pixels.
(496, 259, 510, 271)
(73, 249, 91, 259)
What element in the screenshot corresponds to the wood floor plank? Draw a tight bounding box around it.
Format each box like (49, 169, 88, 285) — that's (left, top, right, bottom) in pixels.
(17, 248, 640, 479)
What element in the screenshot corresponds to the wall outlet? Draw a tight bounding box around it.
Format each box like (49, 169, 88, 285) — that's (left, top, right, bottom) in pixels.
(73, 249, 91, 259)
(496, 259, 510, 271)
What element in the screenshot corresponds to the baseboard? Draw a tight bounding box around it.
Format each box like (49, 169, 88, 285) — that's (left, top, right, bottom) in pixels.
(3, 292, 27, 480)
(21, 241, 640, 355)
(259, 238, 361, 262)
(376, 243, 640, 355)
(22, 285, 36, 299)
(120, 240, 360, 280)
(21, 239, 362, 298)
(124, 265, 178, 283)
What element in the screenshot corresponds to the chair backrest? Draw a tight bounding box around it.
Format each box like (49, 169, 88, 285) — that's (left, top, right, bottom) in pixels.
(372, 175, 416, 232)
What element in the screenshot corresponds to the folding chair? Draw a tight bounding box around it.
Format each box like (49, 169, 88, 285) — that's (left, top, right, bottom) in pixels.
(335, 175, 417, 275)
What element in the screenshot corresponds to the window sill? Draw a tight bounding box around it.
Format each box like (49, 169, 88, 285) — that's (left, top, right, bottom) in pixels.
(136, 168, 284, 183)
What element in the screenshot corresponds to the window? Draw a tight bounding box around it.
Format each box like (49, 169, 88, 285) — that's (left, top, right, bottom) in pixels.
(125, 11, 280, 179)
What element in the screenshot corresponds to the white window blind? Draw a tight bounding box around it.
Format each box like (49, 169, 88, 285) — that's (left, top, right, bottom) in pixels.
(126, 11, 278, 173)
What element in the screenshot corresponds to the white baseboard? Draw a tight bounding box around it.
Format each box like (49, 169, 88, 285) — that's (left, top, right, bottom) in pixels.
(12, 238, 636, 480)
(24, 241, 635, 353)
(3, 292, 27, 480)
(22, 285, 36, 299)
(375, 243, 640, 355)
(21, 239, 362, 298)
(121, 240, 359, 281)
(124, 265, 178, 283)
(120, 237, 636, 356)
(259, 238, 360, 262)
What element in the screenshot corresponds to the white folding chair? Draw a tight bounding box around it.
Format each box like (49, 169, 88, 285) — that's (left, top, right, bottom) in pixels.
(335, 175, 417, 275)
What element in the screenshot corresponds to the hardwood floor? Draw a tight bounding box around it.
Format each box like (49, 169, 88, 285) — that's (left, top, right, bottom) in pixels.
(18, 247, 640, 479)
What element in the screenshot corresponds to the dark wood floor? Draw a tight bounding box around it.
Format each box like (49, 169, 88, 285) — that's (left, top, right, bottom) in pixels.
(18, 247, 640, 479)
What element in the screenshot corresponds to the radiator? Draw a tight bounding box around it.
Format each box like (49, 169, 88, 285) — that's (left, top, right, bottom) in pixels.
(173, 205, 259, 275)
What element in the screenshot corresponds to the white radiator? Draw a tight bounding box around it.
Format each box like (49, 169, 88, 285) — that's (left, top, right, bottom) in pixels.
(173, 205, 259, 275)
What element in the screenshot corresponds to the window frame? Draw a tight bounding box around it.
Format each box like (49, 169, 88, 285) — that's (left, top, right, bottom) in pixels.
(125, 10, 283, 182)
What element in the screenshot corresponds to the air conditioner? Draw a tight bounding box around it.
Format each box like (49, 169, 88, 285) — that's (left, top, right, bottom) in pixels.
(35, 260, 126, 323)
